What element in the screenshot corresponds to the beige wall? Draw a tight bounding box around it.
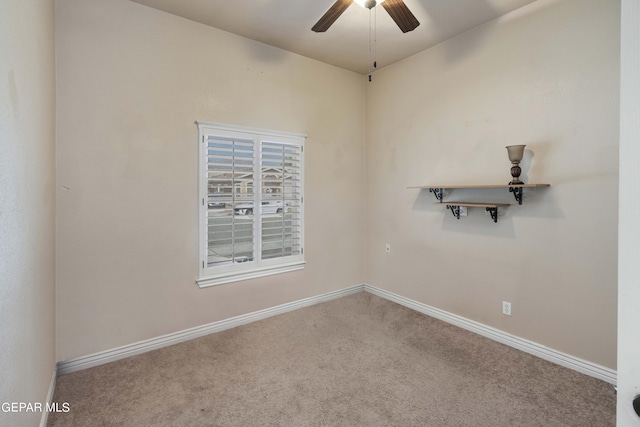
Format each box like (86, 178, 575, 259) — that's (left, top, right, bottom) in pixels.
(0, 0, 56, 425)
(55, 0, 365, 361)
(365, 0, 619, 369)
(56, 0, 620, 374)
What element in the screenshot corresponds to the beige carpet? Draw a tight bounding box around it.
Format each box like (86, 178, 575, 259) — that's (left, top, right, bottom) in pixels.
(48, 292, 615, 426)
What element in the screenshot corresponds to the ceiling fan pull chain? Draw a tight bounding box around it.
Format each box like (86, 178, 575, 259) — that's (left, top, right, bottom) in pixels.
(373, 6, 377, 71)
(368, 6, 373, 81)
(368, 6, 378, 82)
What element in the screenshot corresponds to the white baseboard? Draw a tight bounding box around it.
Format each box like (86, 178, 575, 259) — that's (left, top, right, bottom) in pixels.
(57, 283, 616, 386)
(57, 284, 365, 375)
(363, 284, 617, 385)
(39, 368, 57, 427)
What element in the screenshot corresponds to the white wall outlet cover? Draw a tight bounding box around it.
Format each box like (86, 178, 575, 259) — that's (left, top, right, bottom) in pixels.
(502, 301, 512, 316)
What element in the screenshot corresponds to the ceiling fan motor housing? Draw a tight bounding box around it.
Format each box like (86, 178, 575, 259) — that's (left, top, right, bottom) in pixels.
(364, 0, 377, 9)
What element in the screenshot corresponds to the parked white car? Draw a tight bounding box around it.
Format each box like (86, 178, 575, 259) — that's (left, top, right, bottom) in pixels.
(234, 201, 284, 215)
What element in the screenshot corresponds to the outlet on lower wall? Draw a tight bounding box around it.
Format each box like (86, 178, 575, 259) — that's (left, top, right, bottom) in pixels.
(502, 301, 512, 316)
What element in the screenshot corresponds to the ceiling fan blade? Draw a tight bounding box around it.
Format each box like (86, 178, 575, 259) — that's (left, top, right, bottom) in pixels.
(381, 0, 420, 33)
(312, 0, 353, 32)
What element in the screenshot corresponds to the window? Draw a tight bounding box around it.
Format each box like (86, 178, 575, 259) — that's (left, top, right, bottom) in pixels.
(196, 122, 305, 287)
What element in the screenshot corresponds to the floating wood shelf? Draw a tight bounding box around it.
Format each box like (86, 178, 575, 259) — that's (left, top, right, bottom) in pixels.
(409, 183, 550, 223)
(407, 184, 550, 205)
(408, 184, 550, 189)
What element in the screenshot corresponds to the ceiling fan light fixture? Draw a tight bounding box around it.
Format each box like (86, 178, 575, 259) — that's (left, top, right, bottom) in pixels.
(354, 0, 385, 8)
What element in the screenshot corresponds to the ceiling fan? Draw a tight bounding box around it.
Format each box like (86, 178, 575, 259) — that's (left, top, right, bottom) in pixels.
(312, 0, 420, 33)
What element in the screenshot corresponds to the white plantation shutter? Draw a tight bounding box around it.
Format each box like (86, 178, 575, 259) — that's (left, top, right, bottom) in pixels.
(197, 122, 305, 287)
(260, 141, 303, 261)
(206, 135, 255, 268)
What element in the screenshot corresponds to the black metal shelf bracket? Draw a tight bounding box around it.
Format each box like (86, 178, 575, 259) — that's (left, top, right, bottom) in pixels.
(446, 205, 461, 219)
(429, 188, 444, 202)
(486, 207, 499, 223)
(509, 185, 523, 205)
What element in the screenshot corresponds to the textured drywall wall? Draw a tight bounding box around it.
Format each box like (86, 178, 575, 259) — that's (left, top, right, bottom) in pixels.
(0, 0, 56, 425)
(365, 0, 619, 368)
(55, 0, 365, 361)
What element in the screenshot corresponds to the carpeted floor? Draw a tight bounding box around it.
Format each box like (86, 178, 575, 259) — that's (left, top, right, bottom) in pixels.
(48, 292, 615, 426)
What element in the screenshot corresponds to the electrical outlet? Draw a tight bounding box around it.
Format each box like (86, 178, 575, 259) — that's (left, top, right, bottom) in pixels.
(502, 301, 512, 316)
(385, 244, 391, 253)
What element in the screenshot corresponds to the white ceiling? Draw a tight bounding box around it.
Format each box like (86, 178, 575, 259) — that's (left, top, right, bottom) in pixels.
(130, 0, 537, 75)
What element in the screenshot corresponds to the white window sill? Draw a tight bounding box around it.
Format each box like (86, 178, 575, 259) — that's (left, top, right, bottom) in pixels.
(197, 261, 306, 288)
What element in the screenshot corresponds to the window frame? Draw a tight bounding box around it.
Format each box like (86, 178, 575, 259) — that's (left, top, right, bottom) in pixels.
(196, 121, 306, 288)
